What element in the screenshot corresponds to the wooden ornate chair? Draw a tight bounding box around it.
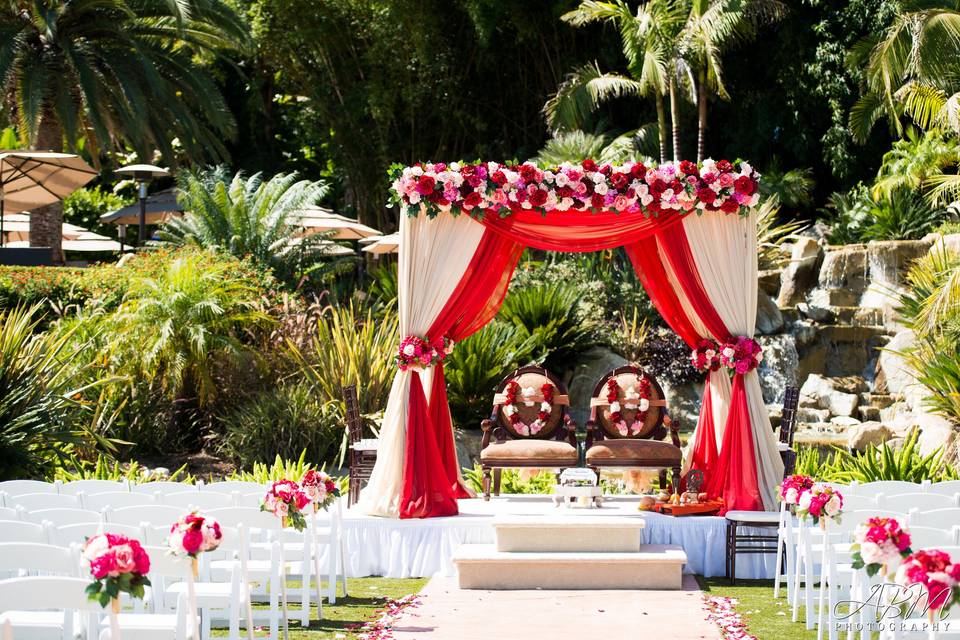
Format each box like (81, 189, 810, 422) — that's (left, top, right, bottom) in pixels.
(479, 365, 579, 500)
(778, 385, 800, 477)
(343, 384, 376, 507)
(584, 365, 682, 491)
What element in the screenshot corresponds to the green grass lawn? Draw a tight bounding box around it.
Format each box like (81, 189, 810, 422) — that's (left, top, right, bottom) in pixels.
(699, 577, 817, 640)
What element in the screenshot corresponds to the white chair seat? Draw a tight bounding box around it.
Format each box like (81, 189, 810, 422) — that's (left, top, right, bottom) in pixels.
(106, 612, 180, 632)
(725, 510, 780, 523)
(0, 611, 81, 639)
(166, 580, 232, 606)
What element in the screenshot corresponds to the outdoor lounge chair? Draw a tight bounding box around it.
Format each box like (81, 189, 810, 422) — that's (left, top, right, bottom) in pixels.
(584, 365, 682, 491)
(479, 365, 579, 500)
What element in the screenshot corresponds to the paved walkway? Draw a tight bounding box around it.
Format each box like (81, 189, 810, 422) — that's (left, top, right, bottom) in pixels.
(389, 575, 721, 639)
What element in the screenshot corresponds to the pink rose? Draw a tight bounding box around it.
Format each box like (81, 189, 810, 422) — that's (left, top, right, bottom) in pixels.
(114, 544, 136, 573)
(182, 529, 203, 554)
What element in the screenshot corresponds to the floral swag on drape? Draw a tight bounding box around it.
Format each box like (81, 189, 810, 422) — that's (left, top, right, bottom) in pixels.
(359, 158, 784, 520)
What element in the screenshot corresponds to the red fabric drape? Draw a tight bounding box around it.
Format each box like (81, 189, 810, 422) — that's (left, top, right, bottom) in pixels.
(399, 373, 458, 518)
(624, 238, 700, 348)
(688, 382, 719, 475)
(398, 230, 524, 518)
(705, 374, 762, 513)
(479, 208, 685, 252)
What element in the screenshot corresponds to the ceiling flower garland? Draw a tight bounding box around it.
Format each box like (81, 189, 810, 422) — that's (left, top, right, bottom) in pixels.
(389, 158, 760, 219)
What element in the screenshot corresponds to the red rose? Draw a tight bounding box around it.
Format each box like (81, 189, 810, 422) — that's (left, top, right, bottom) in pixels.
(415, 175, 436, 195)
(90, 553, 117, 579)
(133, 544, 150, 574)
(599, 163, 612, 176)
(508, 200, 523, 214)
(610, 173, 629, 189)
(734, 176, 755, 195)
(716, 159, 733, 172)
(325, 480, 337, 493)
(182, 528, 203, 554)
(463, 191, 483, 209)
(720, 199, 740, 213)
(519, 164, 540, 183)
(528, 189, 548, 207)
(670, 179, 683, 192)
(649, 180, 666, 197)
(295, 491, 310, 511)
(630, 163, 647, 180)
(557, 186, 573, 198)
(697, 188, 716, 204)
(590, 193, 605, 209)
(679, 160, 698, 176)
(582, 159, 598, 172)
(466, 174, 483, 188)
(490, 170, 507, 186)
(647, 200, 662, 215)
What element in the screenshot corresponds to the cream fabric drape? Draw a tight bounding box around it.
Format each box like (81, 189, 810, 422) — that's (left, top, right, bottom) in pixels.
(360, 212, 487, 517)
(682, 211, 784, 510)
(657, 241, 733, 461)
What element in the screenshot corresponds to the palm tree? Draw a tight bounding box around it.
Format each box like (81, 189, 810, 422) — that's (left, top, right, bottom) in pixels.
(849, 2, 960, 144)
(679, 0, 785, 161)
(0, 0, 250, 259)
(552, 0, 686, 162)
(156, 169, 354, 288)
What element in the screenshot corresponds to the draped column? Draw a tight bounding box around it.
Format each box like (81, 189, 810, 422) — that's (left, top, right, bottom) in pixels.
(679, 210, 784, 511)
(359, 213, 487, 518)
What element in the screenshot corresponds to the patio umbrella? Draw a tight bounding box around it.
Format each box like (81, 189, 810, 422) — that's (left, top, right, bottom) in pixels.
(0, 151, 98, 246)
(6, 237, 123, 252)
(361, 232, 399, 255)
(291, 205, 382, 240)
(100, 188, 183, 225)
(283, 236, 355, 256)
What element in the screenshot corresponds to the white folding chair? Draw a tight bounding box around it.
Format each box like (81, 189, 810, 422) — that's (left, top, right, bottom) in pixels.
(82, 492, 156, 512)
(908, 508, 960, 529)
(233, 493, 266, 509)
(839, 494, 879, 512)
(0, 542, 81, 577)
(0, 508, 18, 521)
(140, 523, 174, 547)
(131, 482, 196, 495)
(99, 590, 190, 640)
(0, 576, 102, 640)
(58, 480, 129, 496)
(0, 481, 58, 498)
(859, 481, 926, 496)
(50, 522, 142, 549)
(0, 520, 49, 544)
(105, 505, 186, 528)
(884, 492, 958, 512)
(909, 526, 958, 549)
(161, 492, 235, 511)
(22, 508, 101, 527)
(8, 493, 81, 511)
(926, 481, 960, 497)
(774, 501, 796, 602)
(201, 482, 263, 496)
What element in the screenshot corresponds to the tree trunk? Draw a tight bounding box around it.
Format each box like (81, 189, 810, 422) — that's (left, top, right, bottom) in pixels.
(30, 115, 64, 265)
(655, 95, 668, 164)
(697, 69, 708, 163)
(669, 76, 681, 163)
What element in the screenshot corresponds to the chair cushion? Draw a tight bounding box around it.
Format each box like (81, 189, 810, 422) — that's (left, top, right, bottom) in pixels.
(481, 440, 578, 466)
(585, 439, 681, 465)
(725, 510, 780, 523)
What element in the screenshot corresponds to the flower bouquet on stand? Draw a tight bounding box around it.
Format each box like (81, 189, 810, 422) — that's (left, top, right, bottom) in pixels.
(301, 470, 340, 512)
(894, 549, 960, 623)
(261, 479, 311, 531)
(83, 533, 152, 640)
(168, 511, 223, 640)
(851, 517, 913, 578)
(778, 474, 814, 511)
(796, 482, 844, 528)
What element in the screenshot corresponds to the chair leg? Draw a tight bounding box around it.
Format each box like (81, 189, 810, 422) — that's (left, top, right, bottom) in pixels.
(482, 466, 491, 501)
(493, 469, 502, 497)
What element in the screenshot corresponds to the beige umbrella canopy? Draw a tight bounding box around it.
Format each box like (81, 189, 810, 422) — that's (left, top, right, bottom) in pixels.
(100, 188, 183, 225)
(0, 151, 98, 245)
(361, 232, 400, 255)
(282, 236, 355, 256)
(291, 205, 382, 240)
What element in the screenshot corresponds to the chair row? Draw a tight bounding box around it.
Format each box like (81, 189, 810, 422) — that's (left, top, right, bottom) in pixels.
(0, 479, 269, 498)
(0, 487, 270, 512)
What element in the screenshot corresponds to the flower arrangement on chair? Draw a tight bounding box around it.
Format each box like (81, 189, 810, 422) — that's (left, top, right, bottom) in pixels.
(851, 517, 913, 578)
(82, 533, 151, 610)
(605, 376, 651, 436)
(893, 549, 960, 622)
(168, 512, 222, 559)
(261, 479, 311, 531)
(301, 470, 340, 511)
(502, 381, 554, 436)
(795, 482, 843, 526)
(777, 474, 815, 506)
(719, 336, 763, 374)
(690, 339, 722, 372)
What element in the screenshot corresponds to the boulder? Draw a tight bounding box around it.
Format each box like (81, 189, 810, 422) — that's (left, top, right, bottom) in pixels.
(777, 237, 823, 307)
(826, 391, 859, 416)
(758, 269, 782, 297)
(455, 427, 483, 468)
(659, 380, 703, 431)
(846, 421, 893, 451)
(800, 373, 834, 400)
(796, 302, 832, 322)
(810, 245, 869, 307)
(567, 347, 628, 426)
(915, 414, 958, 458)
(791, 320, 818, 348)
(799, 373, 860, 416)
(757, 334, 798, 404)
(876, 330, 917, 395)
(798, 407, 831, 423)
(830, 415, 862, 428)
(756, 291, 784, 335)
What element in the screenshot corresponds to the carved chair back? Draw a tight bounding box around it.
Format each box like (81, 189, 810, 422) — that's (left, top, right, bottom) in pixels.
(487, 365, 572, 444)
(589, 365, 669, 441)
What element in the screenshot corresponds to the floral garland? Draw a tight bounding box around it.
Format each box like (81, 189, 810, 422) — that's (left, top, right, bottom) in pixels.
(894, 549, 960, 618)
(502, 381, 554, 436)
(719, 336, 763, 374)
(777, 474, 814, 506)
(396, 335, 454, 371)
(690, 339, 722, 372)
(606, 376, 652, 436)
(301, 469, 340, 511)
(389, 159, 760, 219)
(83, 533, 151, 608)
(796, 482, 844, 525)
(851, 517, 913, 578)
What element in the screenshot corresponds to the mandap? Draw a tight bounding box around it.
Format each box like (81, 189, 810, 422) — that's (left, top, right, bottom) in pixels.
(360, 158, 785, 519)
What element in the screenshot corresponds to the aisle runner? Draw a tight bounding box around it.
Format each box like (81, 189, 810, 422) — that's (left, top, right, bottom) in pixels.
(336, 496, 777, 579)
(387, 575, 721, 640)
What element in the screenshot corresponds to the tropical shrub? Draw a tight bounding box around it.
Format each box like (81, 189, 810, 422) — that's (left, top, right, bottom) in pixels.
(822, 184, 874, 245)
(53, 455, 192, 483)
(220, 382, 340, 467)
(444, 323, 539, 429)
(636, 327, 700, 387)
(62, 188, 132, 238)
(862, 188, 948, 241)
(462, 465, 557, 495)
(224, 452, 347, 491)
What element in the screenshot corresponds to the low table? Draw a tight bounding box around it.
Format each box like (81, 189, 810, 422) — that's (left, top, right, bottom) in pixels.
(552, 484, 602, 508)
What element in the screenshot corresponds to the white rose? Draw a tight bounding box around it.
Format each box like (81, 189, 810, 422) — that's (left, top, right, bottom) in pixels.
(540, 401, 551, 413)
(825, 495, 842, 516)
(739, 162, 753, 176)
(860, 541, 884, 565)
(705, 349, 716, 359)
(504, 405, 518, 416)
(610, 401, 621, 413)
(594, 182, 608, 195)
(722, 347, 735, 358)
(408, 192, 421, 204)
(639, 398, 650, 412)
(402, 344, 416, 356)
(785, 487, 798, 504)
(798, 491, 813, 511)
(555, 172, 569, 187)
(591, 173, 605, 185)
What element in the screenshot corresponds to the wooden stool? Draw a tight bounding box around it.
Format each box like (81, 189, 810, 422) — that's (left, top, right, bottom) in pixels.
(724, 510, 781, 584)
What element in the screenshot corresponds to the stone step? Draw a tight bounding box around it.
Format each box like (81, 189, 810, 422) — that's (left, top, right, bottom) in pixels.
(493, 516, 645, 553)
(453, 543, 687, 590)
(819, 325, 892, 343)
